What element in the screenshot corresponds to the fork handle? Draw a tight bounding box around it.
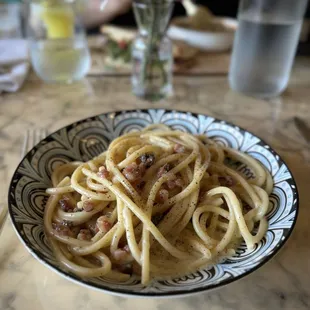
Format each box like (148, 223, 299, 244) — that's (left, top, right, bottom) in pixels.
(0, 204, 8, 234)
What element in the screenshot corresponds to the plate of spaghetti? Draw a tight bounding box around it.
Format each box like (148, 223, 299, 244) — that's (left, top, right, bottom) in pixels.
(8, 109, 298, 297)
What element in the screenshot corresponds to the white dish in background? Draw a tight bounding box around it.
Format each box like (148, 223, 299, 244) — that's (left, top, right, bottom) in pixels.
(168, 17, 238, 52)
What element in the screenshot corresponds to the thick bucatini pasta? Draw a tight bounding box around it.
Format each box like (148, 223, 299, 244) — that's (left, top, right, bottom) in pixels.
(44, 125, 272, 284)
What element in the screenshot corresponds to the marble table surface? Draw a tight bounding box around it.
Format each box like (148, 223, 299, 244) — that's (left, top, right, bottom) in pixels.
(1, 57, 310, 310)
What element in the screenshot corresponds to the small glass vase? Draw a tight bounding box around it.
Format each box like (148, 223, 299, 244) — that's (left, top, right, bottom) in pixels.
(131, 0, 174, 101)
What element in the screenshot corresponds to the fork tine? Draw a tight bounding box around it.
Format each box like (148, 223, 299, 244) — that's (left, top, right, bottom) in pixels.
(21, 130, 30, 158)
(39, 128, 47, 141)
(42, 128, 48, 140)
(34, 128, 47, 146)
(31, 129, 36, 152)
(35, 129, 41, 145)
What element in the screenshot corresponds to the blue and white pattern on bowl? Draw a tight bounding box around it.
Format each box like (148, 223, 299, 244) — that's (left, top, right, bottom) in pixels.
(8, 109, 298, 297)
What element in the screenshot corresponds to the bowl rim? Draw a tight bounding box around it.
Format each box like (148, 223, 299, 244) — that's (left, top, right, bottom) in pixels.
(8, 108, 299, 298)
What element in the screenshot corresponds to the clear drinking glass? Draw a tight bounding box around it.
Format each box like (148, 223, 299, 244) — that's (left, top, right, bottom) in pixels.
(229, 0, 308, 99)
(28, 0, 90, 83)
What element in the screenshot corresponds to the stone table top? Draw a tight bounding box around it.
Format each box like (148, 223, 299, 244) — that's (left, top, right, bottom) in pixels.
(0, 57, 310, 310)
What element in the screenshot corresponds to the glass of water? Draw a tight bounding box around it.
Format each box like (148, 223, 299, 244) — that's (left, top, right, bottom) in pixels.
(229, 0, 308, 99)
(28, 0, 90, 83)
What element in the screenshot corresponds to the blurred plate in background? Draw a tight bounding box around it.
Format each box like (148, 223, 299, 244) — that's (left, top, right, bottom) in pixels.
(168, 17, 238, 52)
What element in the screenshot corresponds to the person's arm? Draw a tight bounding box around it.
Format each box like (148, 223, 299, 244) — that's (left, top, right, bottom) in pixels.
(82, 0, 132, 29)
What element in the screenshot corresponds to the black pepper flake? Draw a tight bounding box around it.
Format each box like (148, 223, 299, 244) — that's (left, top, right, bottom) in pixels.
(139, 153, 155, 168)
(137, 181, 146, 190)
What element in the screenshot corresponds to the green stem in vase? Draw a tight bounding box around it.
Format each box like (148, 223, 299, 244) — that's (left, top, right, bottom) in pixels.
(133, 0, 174, 100)
(143, 3, 160, 92)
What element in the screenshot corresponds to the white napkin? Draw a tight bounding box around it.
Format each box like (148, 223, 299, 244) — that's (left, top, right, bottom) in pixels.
(0, 39, 29, 93)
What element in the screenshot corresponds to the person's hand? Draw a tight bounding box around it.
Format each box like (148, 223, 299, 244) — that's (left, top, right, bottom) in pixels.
(101, 0, 132, 16)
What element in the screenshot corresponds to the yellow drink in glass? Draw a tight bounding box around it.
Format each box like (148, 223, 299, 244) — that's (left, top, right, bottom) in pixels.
(29, 1, 90, 83)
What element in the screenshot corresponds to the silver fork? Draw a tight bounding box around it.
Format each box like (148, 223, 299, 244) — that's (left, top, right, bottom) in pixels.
(0, 128, 48, 235)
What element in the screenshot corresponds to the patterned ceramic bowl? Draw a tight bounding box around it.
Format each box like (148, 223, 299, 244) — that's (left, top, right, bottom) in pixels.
(8, 109, 298, 297)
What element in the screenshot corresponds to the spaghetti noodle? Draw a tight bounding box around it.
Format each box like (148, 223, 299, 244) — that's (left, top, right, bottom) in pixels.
(44, 125, 272, 284)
